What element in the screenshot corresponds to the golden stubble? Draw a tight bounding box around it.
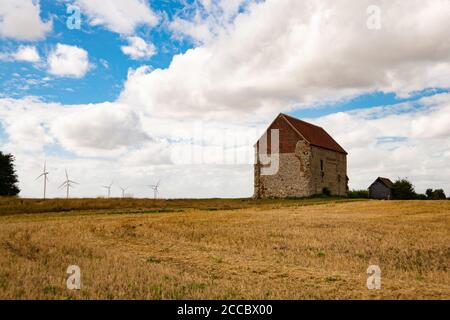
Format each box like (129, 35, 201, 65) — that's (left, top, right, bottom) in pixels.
(0, 200, 449, 299)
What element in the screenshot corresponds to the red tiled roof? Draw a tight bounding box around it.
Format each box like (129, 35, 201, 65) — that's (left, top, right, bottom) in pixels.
(281, 113, 347, 154)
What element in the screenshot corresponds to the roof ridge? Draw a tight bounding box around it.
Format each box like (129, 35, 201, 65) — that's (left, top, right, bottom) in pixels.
(280, 113, 323, 129)
(377, 177, 394, 188)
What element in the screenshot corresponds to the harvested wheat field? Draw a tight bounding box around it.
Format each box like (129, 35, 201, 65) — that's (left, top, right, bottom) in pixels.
(0, 198, 449, 300)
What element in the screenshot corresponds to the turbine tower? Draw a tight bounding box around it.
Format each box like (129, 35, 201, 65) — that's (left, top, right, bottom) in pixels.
(148, 180, 161, 199)
(58, 169, 78, 199)
(119, 186, 128, 198)
(35, 161, 49, 199)
(102, 181, 113, 198)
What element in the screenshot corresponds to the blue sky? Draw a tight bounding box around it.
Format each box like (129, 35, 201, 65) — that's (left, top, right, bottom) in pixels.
(293, 88, 450, 119)
(0, 0, 194, 104)
(1, 1, 445, 109)
(0, 0, 449, 198)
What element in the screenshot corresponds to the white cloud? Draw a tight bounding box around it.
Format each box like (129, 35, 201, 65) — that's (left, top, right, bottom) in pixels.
(311, 93, 450, 193)
(0, 98, 151, 157)
(50, 103, 149, 156)
(76, 0, 159, 35)
(47, 44, 90, 78)
(99, 59, 109, 69)
(121, 36, 156, 60)
(1, 0, 450, 198)
(1, 93, 450, 198)
(120, 0, 450, 122)
(0, 0, 52, 40)
(12, 45, 40, 63)
(169, 0, 251, 44)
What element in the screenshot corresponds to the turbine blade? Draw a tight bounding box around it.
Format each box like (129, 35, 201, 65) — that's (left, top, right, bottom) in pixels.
(35, 173, 44, 180)
(65, 169, 68, 180)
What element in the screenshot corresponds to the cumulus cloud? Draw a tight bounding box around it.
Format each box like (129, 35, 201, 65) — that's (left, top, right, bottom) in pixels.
(0, 98, 149, 157)
(1, 0, 450, 198)
(1, 93, 449, 198)
(76, 0, 159, 35)
(120, 0, 450, 121)
(2, 114, 52, 152)
(12, 45, 40, 63)
(51, 103, 150, 156)
(121, 36, 156, 60)
(169, 0, 251, 44)
(311, 93, 450, 193)
(47, 44, 90, 78)
(0, 97, 58, 152)
(0, 0, 52, 40)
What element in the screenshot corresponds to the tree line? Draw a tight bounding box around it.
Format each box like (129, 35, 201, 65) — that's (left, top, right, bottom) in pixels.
(348, 178, 448, 200)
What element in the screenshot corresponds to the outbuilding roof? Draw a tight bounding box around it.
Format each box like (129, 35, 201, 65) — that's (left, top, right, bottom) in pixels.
(371, 177, 395, 189)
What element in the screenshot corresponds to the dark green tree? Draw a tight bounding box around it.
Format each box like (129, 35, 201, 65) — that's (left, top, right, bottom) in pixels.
(392, 178, 416, 200)
(426, 188, 446, 200)
(433, 189, 447, 199)
(0, 151, 20, 196)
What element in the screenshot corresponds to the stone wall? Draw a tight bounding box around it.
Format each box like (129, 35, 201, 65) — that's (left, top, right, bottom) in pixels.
(254, 140, 313, 198)
(254, 115, 347, 198)
(254, 143, 347, 198)
(310, 146, 347, 196)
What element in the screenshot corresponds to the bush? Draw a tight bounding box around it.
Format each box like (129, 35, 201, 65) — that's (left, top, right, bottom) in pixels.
(347, 189, 369, 199)
(415, 194, 427, 200)
(392, 178, 417, 200)
(426, 188, 447, 200)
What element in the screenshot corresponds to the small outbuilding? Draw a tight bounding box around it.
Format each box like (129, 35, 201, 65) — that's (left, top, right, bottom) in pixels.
(368, 177, 394, 199)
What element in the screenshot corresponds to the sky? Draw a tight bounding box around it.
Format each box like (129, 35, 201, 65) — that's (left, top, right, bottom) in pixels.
(0, 0, 449, 199)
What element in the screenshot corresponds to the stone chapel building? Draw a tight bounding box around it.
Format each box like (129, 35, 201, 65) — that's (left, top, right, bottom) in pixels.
(254, 113, 348, 198)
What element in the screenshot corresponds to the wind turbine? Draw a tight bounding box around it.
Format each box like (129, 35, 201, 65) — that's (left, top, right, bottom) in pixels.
(102, 181, 113, 198)
(148, 180, 160, 199)
(58, 169, 78, 199)
(119, 186, 128, 198)
(35, 161, 49, 199)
